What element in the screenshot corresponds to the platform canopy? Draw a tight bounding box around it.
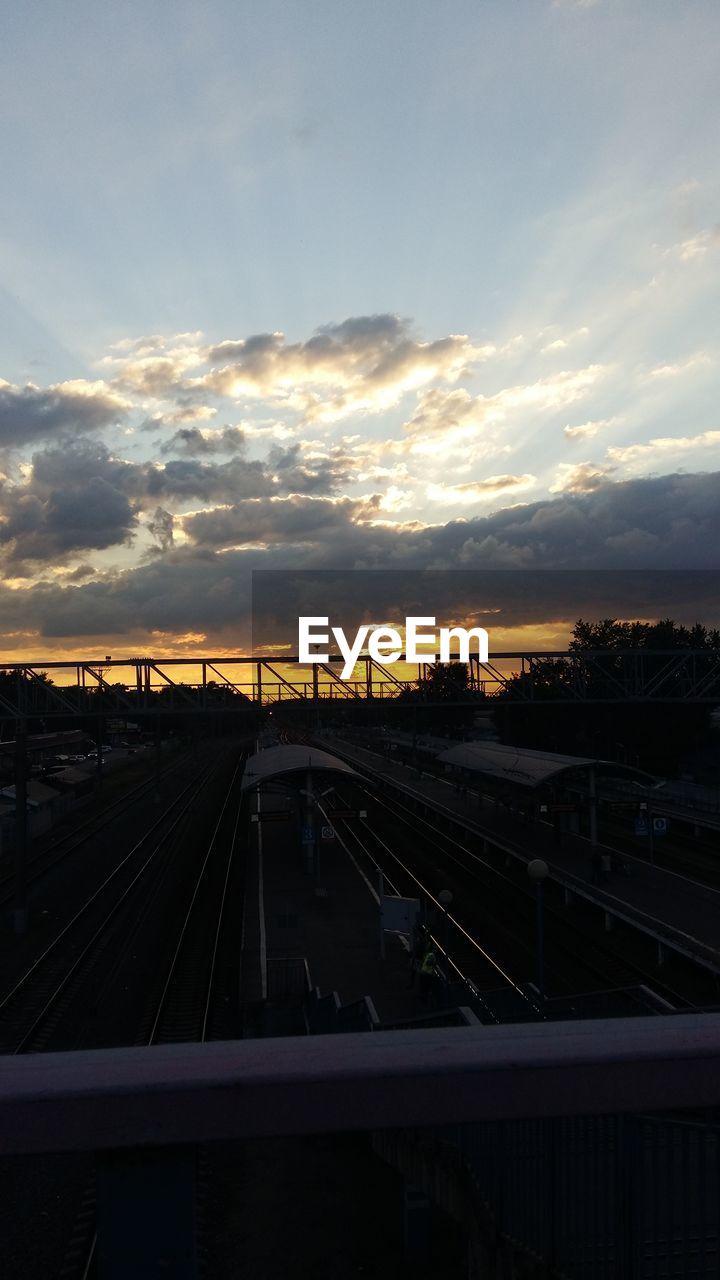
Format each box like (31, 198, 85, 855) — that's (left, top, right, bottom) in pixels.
(437, 742, 655, 790)
(241, 744, 360, 792)
(0, 730, 87, 757)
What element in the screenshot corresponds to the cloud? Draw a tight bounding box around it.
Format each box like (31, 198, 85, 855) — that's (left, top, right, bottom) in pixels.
(0, 378, 129, 446)
(98, 316, 495, 430)
(197, 315, 488, 423)
(648, 352, 712, 380)
(102, 333, 205, 398)
(62, 563, 98, 582)
(540, 326, 589, 354)
(182, 494, 372, 549)
(563, 418, 614, 441)
(149, 404, 218, 426)
(426, 475, 536, 504)
(241, 421, 297, 441)
(265, 442, 357, 494)
(405, 367, 604, 439)
(146, 507, 174, 553)
(160, 426, 246, 456)
(27, 438, 323, 507)
(1, 471, 719, 649)
(0, 472, 136, 570)
(550, 461, 614, 493)
(0, 439, 303, 567)
(664, 226, 720, 264)
(607, 430, 720, 465)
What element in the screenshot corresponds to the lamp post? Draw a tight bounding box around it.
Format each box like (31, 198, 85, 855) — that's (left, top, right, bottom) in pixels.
(527, 859, 549, 1004)
(438, 889, 453, 983)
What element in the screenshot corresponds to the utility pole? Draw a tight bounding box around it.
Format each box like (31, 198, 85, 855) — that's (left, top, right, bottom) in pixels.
(14, 718, 28, 935)
(589, 764, 598, 848)
(303, 764, 315, 875)
(155, 724, 162, 798)
(96, 714, 104, 788)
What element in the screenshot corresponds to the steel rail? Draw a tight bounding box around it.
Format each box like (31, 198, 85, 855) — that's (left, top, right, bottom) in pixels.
(3, 767, 218, 1054)
(146, 761, 243, 1046)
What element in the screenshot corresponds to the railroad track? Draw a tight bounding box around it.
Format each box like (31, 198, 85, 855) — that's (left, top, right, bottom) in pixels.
(323, 792, 535, 1022)
(141, 757, 245, 1046)
(58, 755, 247, 1280)
(0, 746, 201, 910)
(0, 760, 221, 1055)
(347, 733, 720, 894)
(299, 733, 717, 1004)
(328, 777, 695, 1017)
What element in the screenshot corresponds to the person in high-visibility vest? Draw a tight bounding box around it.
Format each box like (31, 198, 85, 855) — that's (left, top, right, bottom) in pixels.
(418, 945, 436, 1006)
(407, 923, 426, 989)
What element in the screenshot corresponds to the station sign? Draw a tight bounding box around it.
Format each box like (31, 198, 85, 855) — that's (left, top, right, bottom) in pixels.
(633, 814, 668, 836)
(320, 826, 335, 841)
(251, 810, 291, 823)
(381, 895, 420, 933)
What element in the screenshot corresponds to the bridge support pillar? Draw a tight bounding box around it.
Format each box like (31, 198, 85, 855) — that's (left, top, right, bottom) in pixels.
(402, 1181, 431, 1258)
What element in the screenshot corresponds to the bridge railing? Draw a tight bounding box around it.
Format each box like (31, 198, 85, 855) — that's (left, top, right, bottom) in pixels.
(0, 649, 718, 718)
(1, 1014, 720, 1276)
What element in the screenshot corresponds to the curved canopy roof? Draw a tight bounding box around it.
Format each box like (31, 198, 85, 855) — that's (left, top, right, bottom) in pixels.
(241, 744, 360, 792)
(437, 742, 655, 789)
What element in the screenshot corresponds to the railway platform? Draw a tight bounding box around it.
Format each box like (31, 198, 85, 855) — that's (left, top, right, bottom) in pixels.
(240, 783, 463, 1031)
(323, 736, 720, 982)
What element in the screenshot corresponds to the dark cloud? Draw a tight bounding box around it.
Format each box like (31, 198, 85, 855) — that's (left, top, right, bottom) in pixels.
(30, 440, 138, 495)
(0, 379, 127, 446)
(0, 441, 272, 567)
(160, 426, 246, 456)
(183, 495, 369, 548)
(202, 316, 411, 395)
(0, 474, 136, 569)
(63, 563, 96, 582)
(142, 457, 274, 502)
(21, 439, 275, 507)
(266, 443, 355, 494)
(0, 471, 718, 645)
(180, 471, 720, 568)
(199, 314, 480, 415)
(455, 470, 720, 570)
(252, 567, 720, 652)
(0, 548, 263, 640)
(146, 507, 174, 553)
(0, 433, 359, 568)
(30, 438, 349, 508)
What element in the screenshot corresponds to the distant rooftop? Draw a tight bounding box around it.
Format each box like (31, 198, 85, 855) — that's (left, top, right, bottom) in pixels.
(242, 744, 360, 792)
(437, 741, 655, 789)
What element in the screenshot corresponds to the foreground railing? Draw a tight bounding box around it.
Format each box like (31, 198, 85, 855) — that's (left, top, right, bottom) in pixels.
(1, 1014, 719, 1277)
(376, 1111, 720, 1277)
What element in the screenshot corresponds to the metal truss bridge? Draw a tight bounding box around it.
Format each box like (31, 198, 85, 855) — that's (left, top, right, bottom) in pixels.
(0, 648, 718, 720)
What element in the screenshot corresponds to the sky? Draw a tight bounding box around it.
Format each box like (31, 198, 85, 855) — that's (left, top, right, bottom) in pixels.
(0, 0, 719, 661)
